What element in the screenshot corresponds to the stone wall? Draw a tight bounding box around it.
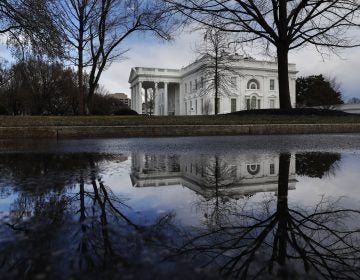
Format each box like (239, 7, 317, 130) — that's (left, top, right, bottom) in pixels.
(0, 124, 360, 139)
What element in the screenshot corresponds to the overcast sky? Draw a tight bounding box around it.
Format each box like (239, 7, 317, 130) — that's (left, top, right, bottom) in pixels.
(1, 30, 359, 101)
(100, 30, 360, 101)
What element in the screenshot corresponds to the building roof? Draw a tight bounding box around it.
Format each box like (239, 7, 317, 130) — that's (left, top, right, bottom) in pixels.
(128, 55, 297, 84)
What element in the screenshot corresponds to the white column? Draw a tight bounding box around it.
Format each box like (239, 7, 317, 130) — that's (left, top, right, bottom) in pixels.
(138, 82, 143, 114)
(136, 83, 140, 114)
(133, 87, 137, 112)
(130, 87, 133, 110)
(139, 152, 144, 173)
(145, 88, 148, 114)
(154, 82, 159, 115)
(179, 83, 184, 115)
(164, 82, 168, 116)
(135, 84, 138, 113)
(131, 86, 135, 110)
(262, 75, 265, 109)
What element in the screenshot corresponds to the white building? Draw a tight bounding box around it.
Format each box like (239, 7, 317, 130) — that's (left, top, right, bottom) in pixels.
(128, 55, 297, 115)
(130, 153, 297, 199)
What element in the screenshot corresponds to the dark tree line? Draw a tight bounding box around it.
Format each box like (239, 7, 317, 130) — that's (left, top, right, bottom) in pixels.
(0, 0, 173, 115)
(296, 75, 344, 108)
(0, 58, 79, 115)
(0, 57, 136, 115)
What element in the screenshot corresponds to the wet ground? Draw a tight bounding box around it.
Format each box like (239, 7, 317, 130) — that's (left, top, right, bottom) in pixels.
(1, 135, 360, 279)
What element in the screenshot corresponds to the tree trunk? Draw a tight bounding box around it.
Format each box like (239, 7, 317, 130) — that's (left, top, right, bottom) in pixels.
(277, 1, 292, 110)
(277, 46, 292, 109)
(78, 63, 85, 115)
(276, 153, 291, 275)
(85, 83, 97, 114)
(77, 5, 85, 115)
(214, 50, 219, 115)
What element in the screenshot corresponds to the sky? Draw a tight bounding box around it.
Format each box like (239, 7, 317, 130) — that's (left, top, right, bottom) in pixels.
(1, 30, 359, 101)
(100, 30, 360, 101)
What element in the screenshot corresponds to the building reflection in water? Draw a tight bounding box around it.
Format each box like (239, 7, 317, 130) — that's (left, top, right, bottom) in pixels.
(1, 150, 359, 280)
(130, 153, 297, 199)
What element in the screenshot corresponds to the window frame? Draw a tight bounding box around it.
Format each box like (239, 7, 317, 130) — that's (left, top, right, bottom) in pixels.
(270, 79, 275, 91)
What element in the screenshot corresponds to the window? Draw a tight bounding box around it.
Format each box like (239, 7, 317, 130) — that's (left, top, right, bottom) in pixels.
(215, 98, 220, 113)
(251, 96, 257, 109)
(190, 101, 192, 113)
(270, 79, 275, 90)
(185, 83, 187, 93)
(195, 79, 198, 90)
(231, 98, 237, 112)
(231, 77, 237, 87)
(190, 81, 192, 91)
(195, 99, 198, 115)
(247, 164, 260, 175)
(258, 100, 261, 109)
(201, 98, 204, 114)
(270, 163, 275, 175)
(185, 102, 187, 115)
(247, 79, 260, 90)
(201, 77, 204, 88)
(246, 99, 251, 110)
(270, 99, 275, 109)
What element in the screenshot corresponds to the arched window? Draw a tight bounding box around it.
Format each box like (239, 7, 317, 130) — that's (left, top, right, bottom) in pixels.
(247, 164, 260, 175)
(247, 79, 260, 90)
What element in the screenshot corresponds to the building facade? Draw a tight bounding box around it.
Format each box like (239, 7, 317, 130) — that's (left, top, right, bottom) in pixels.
(128, 55, 297, 115)
(110, 93, 131, 108)
(130, 153, 297, 199)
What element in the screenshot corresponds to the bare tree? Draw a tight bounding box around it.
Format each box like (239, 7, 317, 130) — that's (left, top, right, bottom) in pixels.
(0, 0, 62, 57)
(165, 0, 360, 109)
(57, 0, 173, 114)
(146, 89, 155, 116)
(195, 26, 241, 114)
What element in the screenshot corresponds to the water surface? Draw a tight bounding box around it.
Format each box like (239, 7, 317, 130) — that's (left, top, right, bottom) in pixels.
(1, 135, 360, 279)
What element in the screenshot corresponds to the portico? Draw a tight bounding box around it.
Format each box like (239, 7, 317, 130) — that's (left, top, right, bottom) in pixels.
(129, 68, 183, 115)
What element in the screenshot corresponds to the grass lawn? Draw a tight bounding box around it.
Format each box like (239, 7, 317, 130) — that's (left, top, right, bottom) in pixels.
(1, 113, 360, 127)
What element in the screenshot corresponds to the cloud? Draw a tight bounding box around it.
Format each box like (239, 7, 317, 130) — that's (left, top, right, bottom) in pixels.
(101, 32, 360, 100)
(99, 31, 199, 96)
(289, 46, 360, 99)
(1, 29, 359, 100)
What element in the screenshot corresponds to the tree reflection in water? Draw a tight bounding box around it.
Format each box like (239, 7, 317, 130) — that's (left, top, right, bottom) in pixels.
(0, 154, 176, 280)
(177, 153, 360, 279)
(194, 155, 241, 229)
(0, 151, 359, 279)
(296, 152, 342, 178)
